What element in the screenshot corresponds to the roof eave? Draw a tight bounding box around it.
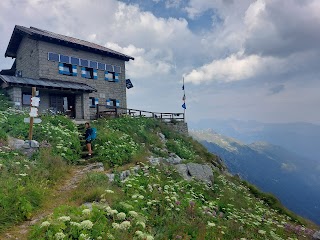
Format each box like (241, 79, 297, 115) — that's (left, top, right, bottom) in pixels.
(5, 26, 27, 58)
(35, 35, 135, 61)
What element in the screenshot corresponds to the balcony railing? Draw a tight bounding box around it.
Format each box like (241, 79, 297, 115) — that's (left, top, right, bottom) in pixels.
(96, 105, 185, 122)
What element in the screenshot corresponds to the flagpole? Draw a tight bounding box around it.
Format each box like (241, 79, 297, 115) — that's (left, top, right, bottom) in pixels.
(182, 77, 186, 121)
(183, 77, 186, 122)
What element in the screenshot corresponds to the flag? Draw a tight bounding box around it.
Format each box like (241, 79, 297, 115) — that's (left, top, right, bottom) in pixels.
(182, 84, 184, 90)
(182, 94, 186, 101)
(182, 103, 186, 109)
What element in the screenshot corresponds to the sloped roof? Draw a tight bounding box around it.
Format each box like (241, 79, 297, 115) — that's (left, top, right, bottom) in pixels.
(5, 25, 134, 61)
(0, 75, 96, 93)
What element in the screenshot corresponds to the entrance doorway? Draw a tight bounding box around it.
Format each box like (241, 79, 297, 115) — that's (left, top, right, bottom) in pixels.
(50, 94, 75, 118)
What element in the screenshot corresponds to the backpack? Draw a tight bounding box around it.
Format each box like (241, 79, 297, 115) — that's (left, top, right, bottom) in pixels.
(90, 128, 97, 140)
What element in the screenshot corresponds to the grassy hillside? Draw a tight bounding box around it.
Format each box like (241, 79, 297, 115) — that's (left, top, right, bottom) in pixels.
(0, 91, 319, 239)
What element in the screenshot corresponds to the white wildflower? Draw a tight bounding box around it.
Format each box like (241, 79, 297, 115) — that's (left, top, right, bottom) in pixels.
(112, 223, 120, 229)
(55, 232, 66, 240)
(258, 230, 266, 235)
(70, 222, 80, 227)
(207, 222, 216, 227)
(58, 216, 71, 222)
(117, 212, 126, 220)
(128, 211, 138, 217)
(80, 220, 93, 229)
(82, 209, 91, 215)
(136, 221, 146, 229)
(135, 230, 144, 237)
(105, 189, 114, 194)
(110, 209, 118, 215)
(145, 235, 154, 240)
(106, 233, 115, 240)
(120, 220, 131, 230)
(79, 233, 90, 240)
(40, 221, 50, 228)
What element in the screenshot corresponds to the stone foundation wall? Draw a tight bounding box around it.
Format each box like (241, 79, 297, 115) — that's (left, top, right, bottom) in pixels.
(165, 122, 188, 135)
(6, 87, 22, 108)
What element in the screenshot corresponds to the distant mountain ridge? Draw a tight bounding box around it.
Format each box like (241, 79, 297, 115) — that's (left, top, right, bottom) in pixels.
(189, 119, 320, 161)
(190, 129, 320, 225)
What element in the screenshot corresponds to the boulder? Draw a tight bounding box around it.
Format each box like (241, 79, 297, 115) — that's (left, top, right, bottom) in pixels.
(175, 164, 192, 181)
(187, 163, 214, 185)
(313, 231, 320, 240)
(106, 173, 115, 182)
(120, 170, 131, 181)
(165, 153, 183, 165)
(148, 156, 162, 165)
(175, 163, 214, 185)
(8, 137, 26, 150)
(7, 137, 39, 157)
(158, 132, 166, 143)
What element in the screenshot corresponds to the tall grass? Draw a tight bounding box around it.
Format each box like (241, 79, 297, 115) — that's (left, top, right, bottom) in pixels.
(0, 148, 70, 232)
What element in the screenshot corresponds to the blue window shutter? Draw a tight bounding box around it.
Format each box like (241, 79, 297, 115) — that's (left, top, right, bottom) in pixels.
(116, 100, 120, 107)
(72, 65, 77, 76)
(104, 71, 109, 81)
(59, 63, 64, 74)
(114, 73, 119, 82)
(106, 99, 111, 106)
(93, 69, 98, 80)
(81, 67, 86, 78)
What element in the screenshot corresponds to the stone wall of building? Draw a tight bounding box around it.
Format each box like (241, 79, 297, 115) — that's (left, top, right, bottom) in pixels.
(16, 37, 39, 79)
(6, 87, 22, 108)
(37, 41, 127, 119)
(13, 36, 129, 120)
(165, 122, 189, 135)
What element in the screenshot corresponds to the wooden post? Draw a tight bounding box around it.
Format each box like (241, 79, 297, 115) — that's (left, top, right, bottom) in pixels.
(96, 104, 99, 119)
(115, 107, 118, 118)
(28, 87, 36, 144)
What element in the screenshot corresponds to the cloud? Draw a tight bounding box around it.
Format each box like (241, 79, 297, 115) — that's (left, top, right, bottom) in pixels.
(105, 42, 174, 79)
(184, 0, 320, 86)
(165, 0, 182, 9)
(184, 51, 288, 84)
(268, 85, 285, 96)
(244, 0, 320, 57)
(281, 163, 297, 172)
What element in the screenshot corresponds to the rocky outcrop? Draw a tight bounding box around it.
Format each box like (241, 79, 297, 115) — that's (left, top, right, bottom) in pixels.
(175, 163, 214, 186)
(106, 166, 140, 182)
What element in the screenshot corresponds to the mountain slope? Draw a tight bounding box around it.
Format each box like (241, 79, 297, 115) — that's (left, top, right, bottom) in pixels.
(190, 129, 320, 225)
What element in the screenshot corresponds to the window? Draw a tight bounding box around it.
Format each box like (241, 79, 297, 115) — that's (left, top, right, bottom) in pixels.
(114, 66, 121, 73)
(105, 71, 114, 81)
(89, 97, 98, 108)
(98, 62, 105, 70)
(60, 55, 70, 63)
(22, 93, 32, 105)
(48, 52, 59, 61)
(106, 99, 120, 107)
(59, 63, 73, 75)
(80, 59, 89, 67)
(71, 57, 80, 65)
(105, 71, 119, 82)
(89, 61, 98, 69)
(81, 67, 97, 79)
(106, 64, 113, 72)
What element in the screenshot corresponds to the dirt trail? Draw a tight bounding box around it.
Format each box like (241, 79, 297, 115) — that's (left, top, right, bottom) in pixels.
(1, 162, 104, 240)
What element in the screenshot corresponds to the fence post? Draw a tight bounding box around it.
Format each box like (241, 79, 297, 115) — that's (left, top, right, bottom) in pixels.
(115, 107, 118, 118)
(96, 104, 99, 119)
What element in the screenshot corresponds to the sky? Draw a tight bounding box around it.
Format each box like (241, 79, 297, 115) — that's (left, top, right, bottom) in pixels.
(0, 0, 319, 124)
